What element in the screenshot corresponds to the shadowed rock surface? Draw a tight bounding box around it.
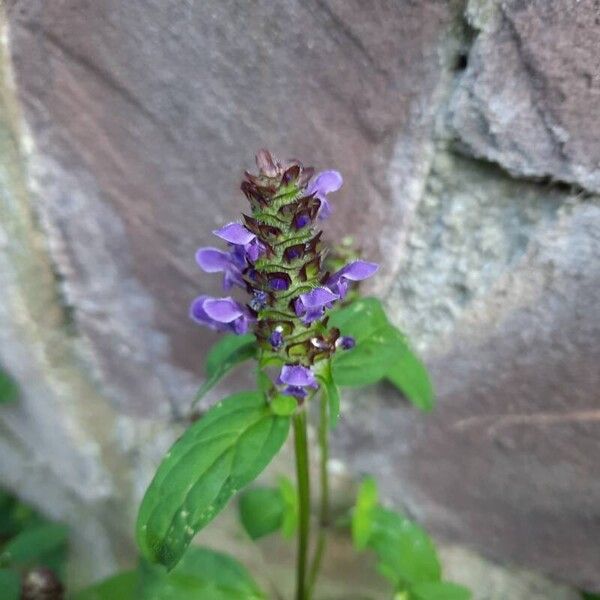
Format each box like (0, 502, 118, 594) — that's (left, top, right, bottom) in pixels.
(0, 0, 598, 595)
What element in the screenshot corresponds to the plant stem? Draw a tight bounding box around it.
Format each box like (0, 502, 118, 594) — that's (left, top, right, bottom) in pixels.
(307, 390, 330, 598)
(293, 409, 310, 600)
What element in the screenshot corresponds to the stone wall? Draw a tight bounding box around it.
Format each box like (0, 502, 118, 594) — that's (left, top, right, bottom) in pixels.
(0, 0, 598, 595)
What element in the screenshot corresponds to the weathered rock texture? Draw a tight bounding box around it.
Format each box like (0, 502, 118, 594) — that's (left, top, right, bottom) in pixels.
(0, 0, 598, 595)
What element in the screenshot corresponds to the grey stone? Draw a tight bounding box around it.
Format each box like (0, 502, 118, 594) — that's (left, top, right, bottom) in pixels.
(338, 199, 600, 590)
(448, 0, 600, 192)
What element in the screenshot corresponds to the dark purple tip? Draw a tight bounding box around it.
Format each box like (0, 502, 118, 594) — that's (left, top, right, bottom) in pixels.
(269, 329, 284, 349)
(284, 244, 304, 262)
(337, 336, 356, 350)
(268, 273, 291, 291)
(294, 213, 311, 229)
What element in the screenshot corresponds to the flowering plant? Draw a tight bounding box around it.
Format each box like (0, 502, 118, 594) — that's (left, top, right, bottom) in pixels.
(134, 151, 470, 600)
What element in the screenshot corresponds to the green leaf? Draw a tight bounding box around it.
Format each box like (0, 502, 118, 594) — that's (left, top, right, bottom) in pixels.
(351, 477, 378, 551)
(0, 368, 19, 404)
(270, 394, 297, 417)
(369, 508, 441, 588)
(410, 581, 471, 600)
(329, 298, 435, 410)
(194, 334, 257, 404)
(385, 331, 435, 412)
(328, 297, 390, 342)
(277, 476, 298, 539)
(140, 547, 265, 600)
(136, 391, 290, 569)
(0, 569, 20, 600)
(329, 298, 401, 387)
(329, 297, 393, 389)
(0, 523, 68, 571)
(72, 571, 139, 600)
(238, 487, 284, 540)
(581, 594, 600, 600)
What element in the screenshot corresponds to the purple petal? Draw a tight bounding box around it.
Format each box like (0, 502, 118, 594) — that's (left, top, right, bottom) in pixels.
(278, 364, 318, 388)
(202, 297, 244, 323)
(331, 260, 379, 283)
(195, 247, 231, 272)
(298, 287, 339, 309)
(308, 170, 343, 197)
(232, 314, 253, 334)
(213, 223, 256, 246)
(282, 386, 307, 399)
(317, 198, 332, 219)
(190, 296, 226, 331)
(245, 239, 264, 262)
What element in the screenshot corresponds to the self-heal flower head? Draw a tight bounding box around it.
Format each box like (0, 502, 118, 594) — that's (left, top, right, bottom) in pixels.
(327, 260, 379, 299)
(277, 364, 319, 398)
(294, 287, 339, 325)
(213, 223, 265, 262)
(307, 170, 343, 219)
(190, 296, 254, 334)
(190, 150, 378, 382)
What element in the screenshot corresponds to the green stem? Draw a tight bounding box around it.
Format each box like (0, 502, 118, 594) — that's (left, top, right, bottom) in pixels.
(293, 410, 311, 600)
(307, 390, 330, 598)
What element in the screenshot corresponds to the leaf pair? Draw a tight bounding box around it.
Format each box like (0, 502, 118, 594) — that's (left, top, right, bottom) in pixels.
(74, 547, 265, 600)
(329, 298, 434, 411)
(136, 391, 290, 570)
(351, 479, 470, 600)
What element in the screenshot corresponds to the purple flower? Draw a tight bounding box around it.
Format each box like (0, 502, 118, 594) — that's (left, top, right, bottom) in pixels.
(277, 364, 319, 398)
(294, 287, 339, 324)
(249, 290, 268, 311)
(307, 170, 343, 219)
(190, 295, 254, 334)
(269, 328, 284, 350)
(327, 260, 379, 299)
(213, 222, 265, 262)
(195, 247, 245, 290)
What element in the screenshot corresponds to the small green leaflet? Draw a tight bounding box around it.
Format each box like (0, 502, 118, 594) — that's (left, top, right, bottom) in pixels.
(277, 476, 298, 539)
(237, 477, 298, 541)
(329, 298, 435, 411)
(270, 394, 297, 417)
(0, 569, 20, 600)
(194, 334, 257, 405)
(140, 547, 265, 600)
(410, 581, 472, 600)
(72, 571, 139, 600)
(316, 361, 340, 429)
(239, 487, 284, 540)
(369, 507, 441, 588)
(0, 523, 68, 571)
(0, 368, 19, 405)
(351, 477, 378, 550)
(350, 479, 469, 598)
(136, 391, 290, 570)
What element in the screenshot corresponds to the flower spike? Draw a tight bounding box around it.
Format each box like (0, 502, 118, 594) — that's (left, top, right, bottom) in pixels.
(191, 150, 378, 397)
